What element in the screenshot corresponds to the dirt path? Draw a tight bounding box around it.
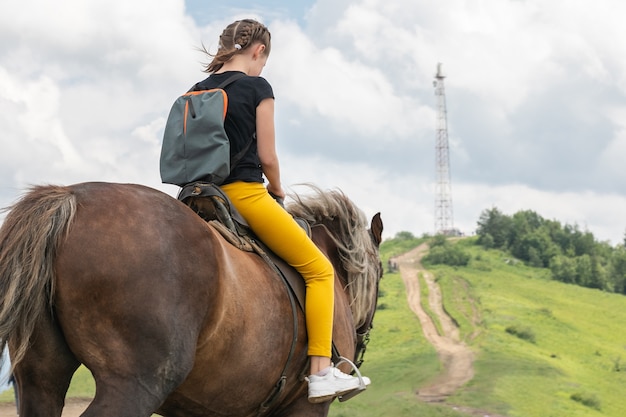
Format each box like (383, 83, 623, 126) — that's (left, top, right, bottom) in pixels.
(393, 243, 475, 401)
(0, 397, 90, 416)
(393, 243, 508, 417)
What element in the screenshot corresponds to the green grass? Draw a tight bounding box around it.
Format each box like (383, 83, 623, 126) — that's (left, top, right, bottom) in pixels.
(433, 238, 626, 417)
(0, 364, 95, 402)
(419, 272, 444, 336)
(437, 274, 480, 342)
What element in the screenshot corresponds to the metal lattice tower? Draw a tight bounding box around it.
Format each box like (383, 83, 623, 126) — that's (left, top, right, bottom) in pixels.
(433, 63, 454, 235)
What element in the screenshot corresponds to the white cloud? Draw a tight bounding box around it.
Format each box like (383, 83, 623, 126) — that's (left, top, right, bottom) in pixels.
(600, 107, 626, 177)
(267, 20, 433, 141)
(0, 0, 202, 189)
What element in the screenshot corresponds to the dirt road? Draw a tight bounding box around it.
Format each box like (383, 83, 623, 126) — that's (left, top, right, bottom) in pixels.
(394, 243, 509, 417)
(393, 243, 475, 401)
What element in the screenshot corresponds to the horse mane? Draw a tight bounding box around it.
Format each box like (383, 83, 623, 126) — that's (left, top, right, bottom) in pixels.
(286, 185, 379, 330)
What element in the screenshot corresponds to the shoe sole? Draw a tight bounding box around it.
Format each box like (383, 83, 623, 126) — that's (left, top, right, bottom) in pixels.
(308, 384, 368, 404)
(308, 393, 337, 404)
(338, 385, 367, 402)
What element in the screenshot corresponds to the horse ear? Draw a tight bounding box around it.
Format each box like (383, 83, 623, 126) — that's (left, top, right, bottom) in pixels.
(370, 212, 383, 246)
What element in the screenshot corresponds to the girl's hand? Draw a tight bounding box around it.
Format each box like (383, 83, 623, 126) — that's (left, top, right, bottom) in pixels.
(267, 184, 285, 206)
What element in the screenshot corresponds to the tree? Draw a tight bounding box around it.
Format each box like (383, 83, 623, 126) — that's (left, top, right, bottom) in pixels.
(550, 255, 577, 284)
(480, 233, 495, 249)
(570, 227, 595, 257)
(476, 207, 513, 249)
(511, 230, 559, 268)
(609, 247, 626, 294)
(475, 206, 626, 296)
(395, 231, 416, 240)
(589, 255, 609, 290)
(527, 247, 543, 268)
(575, 255, 593, 287)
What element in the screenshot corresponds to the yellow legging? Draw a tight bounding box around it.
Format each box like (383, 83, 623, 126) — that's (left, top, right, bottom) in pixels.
(220, 181, 335, 358)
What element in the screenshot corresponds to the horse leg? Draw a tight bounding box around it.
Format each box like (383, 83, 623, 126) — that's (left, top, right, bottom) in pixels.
(75, 340, 195, 417)
(81, 381, 169, 417)
(10, 312, 80, 417)
(55, 299, 198, 417)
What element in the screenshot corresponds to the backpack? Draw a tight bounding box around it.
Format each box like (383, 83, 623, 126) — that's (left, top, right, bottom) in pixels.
(160, 73, 250, 187)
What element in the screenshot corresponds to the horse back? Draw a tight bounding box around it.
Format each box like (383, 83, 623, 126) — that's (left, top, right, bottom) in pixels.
(51, 183, 218, 375)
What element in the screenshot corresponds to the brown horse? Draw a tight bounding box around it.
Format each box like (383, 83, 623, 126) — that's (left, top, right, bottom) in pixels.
(0, 182, 383, 417)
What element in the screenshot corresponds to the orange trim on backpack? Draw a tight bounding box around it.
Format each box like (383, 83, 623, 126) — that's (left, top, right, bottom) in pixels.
(222, 92, 229, 120)
(183, 89, 229, 120)
(183, 100, 189, 135)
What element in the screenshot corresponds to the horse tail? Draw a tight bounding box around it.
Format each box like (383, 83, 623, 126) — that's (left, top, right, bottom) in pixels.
(0, 185, 77, 370)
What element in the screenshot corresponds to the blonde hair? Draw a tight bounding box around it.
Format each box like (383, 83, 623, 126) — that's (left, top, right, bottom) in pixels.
(202, 19, 271, 73)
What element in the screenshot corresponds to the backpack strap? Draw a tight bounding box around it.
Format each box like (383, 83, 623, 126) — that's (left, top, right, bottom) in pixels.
(189, 72, 247, 92)
(217, 72, 247, 89)
(230, 132, 255, 170)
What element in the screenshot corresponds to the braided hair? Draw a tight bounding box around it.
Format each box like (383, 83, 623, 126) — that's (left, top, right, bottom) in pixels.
(203, 19, 271, 73)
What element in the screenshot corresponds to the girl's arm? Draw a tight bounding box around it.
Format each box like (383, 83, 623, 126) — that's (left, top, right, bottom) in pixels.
(256, 97, 285, 199)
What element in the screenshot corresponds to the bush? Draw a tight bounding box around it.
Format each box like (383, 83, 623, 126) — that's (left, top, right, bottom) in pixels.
(430, 234, 448, 248)
(423, 245, 470, 267)
(505, 324, 536, 343)
(479, 233, 495, 249)
(570, 392, 601, 410)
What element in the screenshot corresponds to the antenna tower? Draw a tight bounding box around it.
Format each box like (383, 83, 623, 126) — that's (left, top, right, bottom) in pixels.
(433, 63, 454, 235)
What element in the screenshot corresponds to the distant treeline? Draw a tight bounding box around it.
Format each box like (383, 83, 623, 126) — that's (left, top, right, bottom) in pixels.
(476, 207, 626, 294)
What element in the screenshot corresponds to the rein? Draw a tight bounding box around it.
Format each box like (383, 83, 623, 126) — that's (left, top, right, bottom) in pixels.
(354, 316, 374, 369)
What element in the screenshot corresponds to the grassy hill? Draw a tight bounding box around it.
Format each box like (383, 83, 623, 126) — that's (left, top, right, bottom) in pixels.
(3, 236, 626, 417)
(333, 235, 626, 417)
(436, 238, 626, 417)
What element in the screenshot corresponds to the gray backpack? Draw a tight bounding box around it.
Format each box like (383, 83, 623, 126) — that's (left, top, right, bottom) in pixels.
(160, 73, 250, 186)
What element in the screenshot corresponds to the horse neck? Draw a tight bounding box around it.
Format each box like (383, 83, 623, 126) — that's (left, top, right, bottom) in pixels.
(310, 224, 347, 285)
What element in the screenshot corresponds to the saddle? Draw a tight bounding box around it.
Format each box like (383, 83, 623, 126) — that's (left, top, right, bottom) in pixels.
(177, 182, 307, 311)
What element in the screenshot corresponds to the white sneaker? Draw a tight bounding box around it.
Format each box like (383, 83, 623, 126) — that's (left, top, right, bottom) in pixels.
(306, 366, 371, 403)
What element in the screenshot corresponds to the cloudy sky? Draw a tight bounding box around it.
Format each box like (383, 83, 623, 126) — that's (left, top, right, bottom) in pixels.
(1, 0, 626, 244)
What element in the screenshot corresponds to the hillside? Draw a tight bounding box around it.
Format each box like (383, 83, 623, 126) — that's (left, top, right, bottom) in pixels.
(414, 237, 626, 416)
(332, 235, 626, 417)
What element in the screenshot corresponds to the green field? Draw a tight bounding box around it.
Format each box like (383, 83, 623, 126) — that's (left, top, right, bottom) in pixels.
(3, 236, 626, 417)
(437, 238, 626, 417)
(332, 236, 626, 416)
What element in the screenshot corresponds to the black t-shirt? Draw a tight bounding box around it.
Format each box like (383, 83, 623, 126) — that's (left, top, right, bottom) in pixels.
(195, 71, 274, 184)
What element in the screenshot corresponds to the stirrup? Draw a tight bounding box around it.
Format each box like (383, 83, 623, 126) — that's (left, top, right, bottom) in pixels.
(335, 356, 368, 402)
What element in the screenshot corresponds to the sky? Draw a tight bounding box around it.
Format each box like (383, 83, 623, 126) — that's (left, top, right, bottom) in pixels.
(1, 0, 626, 245)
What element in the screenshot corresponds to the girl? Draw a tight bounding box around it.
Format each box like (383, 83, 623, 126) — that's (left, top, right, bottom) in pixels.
(195, 19, 370, 403)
